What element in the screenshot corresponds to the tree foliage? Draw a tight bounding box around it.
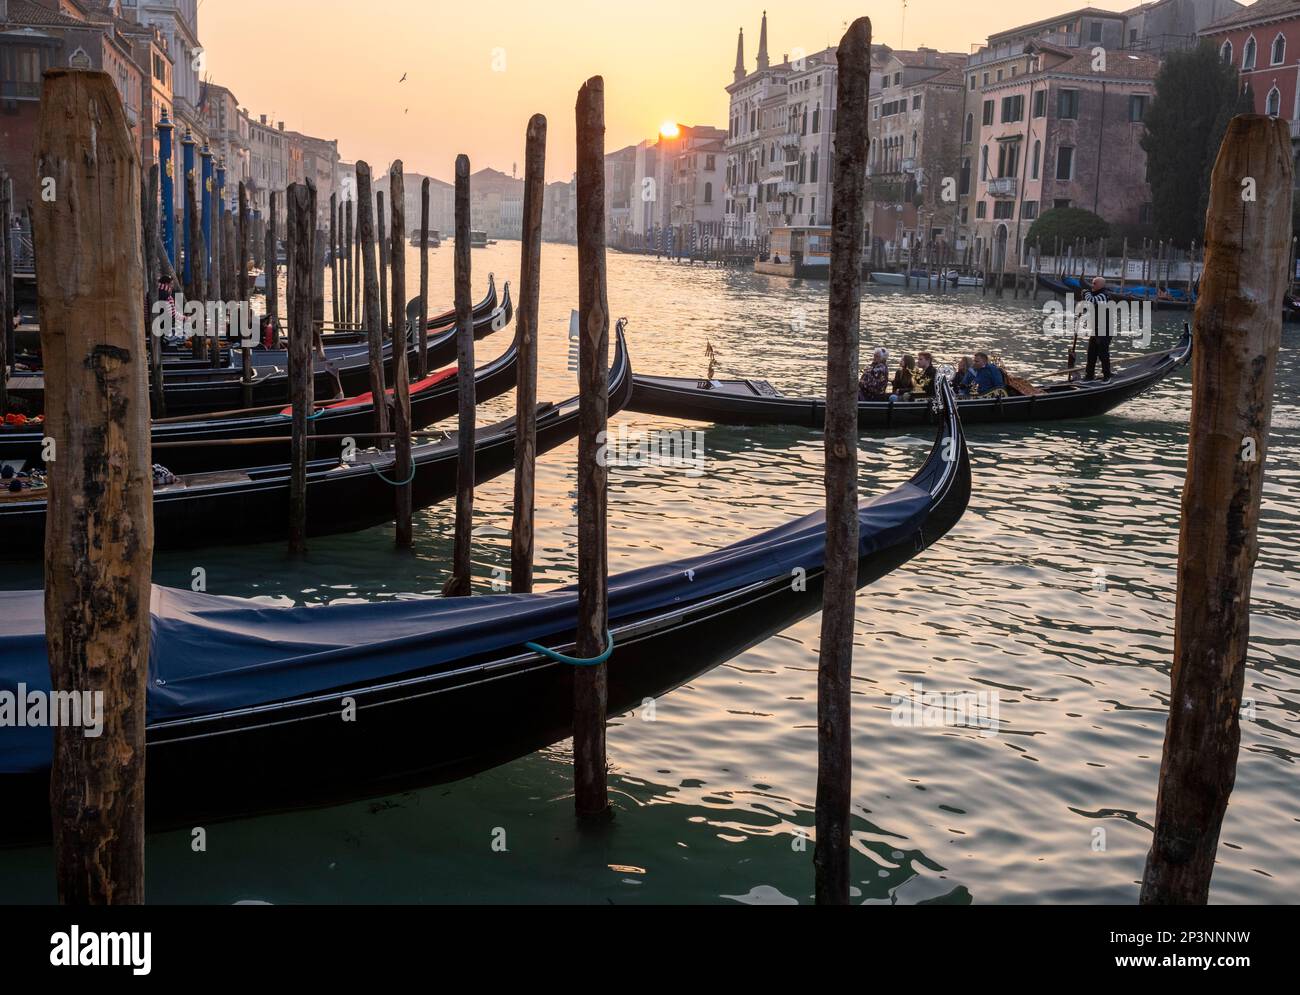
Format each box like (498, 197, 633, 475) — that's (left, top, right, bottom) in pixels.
(1141, 43, 1247, 248)
(1027, 207, 1109, 247)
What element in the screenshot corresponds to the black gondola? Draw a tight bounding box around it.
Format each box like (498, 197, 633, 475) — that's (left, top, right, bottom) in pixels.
(0, 379, 969, 842)
(0, 324, 628, 557)
(0, 332, 522, 474)
(5, 281, 510, 418)
(628, 327, 1191, 429)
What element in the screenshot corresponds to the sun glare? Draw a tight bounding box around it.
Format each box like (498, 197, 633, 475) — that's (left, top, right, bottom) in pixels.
(659, 121, 680, 139)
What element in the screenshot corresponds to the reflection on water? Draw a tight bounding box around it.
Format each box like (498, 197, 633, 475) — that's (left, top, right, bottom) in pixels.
(2, 243, 1296, 904)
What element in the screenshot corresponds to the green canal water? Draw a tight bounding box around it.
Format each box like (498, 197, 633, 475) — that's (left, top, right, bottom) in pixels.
(2, 242, 1297, 904)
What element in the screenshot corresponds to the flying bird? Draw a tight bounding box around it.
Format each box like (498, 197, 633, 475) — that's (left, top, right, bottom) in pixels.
(399, 73, 407, 83)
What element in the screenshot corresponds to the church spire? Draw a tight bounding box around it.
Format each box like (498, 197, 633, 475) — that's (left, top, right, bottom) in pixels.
(733, 27, 746, 83)
(757, 11, 769, 72)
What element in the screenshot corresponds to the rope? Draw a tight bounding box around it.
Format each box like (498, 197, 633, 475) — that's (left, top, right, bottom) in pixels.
(368, 461, 417, 486)
(524, 629, 615, 667)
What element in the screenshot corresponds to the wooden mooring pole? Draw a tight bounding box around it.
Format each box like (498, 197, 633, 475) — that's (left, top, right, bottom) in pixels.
(238, 181, 251, 408)
(356, 162, 387, 440)
(1140, 115, 1292, 905)
(377, 190, 389, 341)
(512, 114, 546, 594)
(142, 164, 165, 416)
(815, 17, 871, 906)
(574, 76, 611, 821)
(418, 177, 431, 378)
(390, 162, 413, 547)
(443, 155, 475, 596)
(330, 191, 340, 327)
(265, 192, 278, 348)
(286, 181, 316, 555)
(35, 69, 152, 904)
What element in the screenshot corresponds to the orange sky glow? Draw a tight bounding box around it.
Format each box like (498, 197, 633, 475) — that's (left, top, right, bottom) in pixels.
(200, 0, 1140, 183)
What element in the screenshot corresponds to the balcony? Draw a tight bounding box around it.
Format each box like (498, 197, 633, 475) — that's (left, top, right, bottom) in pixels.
(778, 180, 799, 194)
(1290, 119, 1300, 140)
(988, 176, 1017, 198)
(781, 133, 801, 149)
(765, 201, 783, 214)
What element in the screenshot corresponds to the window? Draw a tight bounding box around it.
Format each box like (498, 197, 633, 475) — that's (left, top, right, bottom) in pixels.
(982, 99, 994, 125)
(1129, 95, 1148, 121)
(1056, 145, 1075, 180)
(982, 72, 990, 85)
(812, 105, 820, 132)
(1129, 29, 1138, 46)
(810, 150, 818, 183)
(1001, 94, 1024, 122)
(1032, 140, 1041, 179)
(959, 157, 971, 195)
(975, 200, 987, 219)
(894, 72, 901, 86)
(981, 144, 989, 180)
(912, 94, 922, 110)
(706, 154, 715, 170)
(1138, 203, 1154, 225)
(1243, 36, 1257, 70)
(1089, 21, 1103, 43)
(960, 206, 969, 223)
(969, 74, 976, 90)
(1054, 198, 1072, 209)
(1221, 40, 1233, 64)
(1033, 89, 1046, 117)
(1267, 86, 1282, 117)
(997, 143, 1019, 177)
(1058, 89, 1080, 119)
(1273, 34, 1287, 66)
(703, 182, 712, 204)
(1022, 200, 1039, 220)
(996, 69, 1003, 82)
(994, 201, 1014, 219)
(964, 113, 974, 142)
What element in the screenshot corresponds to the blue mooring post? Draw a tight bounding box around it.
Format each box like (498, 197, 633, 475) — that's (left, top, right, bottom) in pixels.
(181, 129, 196, 285)
(158, 111, 175, 271)
(200, 144, 214, 283)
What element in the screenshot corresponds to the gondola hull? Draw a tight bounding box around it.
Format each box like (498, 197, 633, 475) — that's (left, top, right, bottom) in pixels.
(628, 329, 1191, 429)
(0, 378, 969, 842)
(0, 328, 627, 556)
(0, 335, 521, 473)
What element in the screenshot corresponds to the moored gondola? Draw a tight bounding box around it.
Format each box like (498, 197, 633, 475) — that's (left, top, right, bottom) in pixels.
(0, 331, 522, 474)
(7, 282, 512, 419)
(628, 327, 1191, 429)
(0, 377, 969, 841)
(0, 322, 627, 557)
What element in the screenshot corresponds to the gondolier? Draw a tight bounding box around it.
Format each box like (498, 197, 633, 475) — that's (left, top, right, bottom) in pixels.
(1083, 276, 1112, 382)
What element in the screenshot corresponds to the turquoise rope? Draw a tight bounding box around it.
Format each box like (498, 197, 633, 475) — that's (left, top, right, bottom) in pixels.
(368, 461, 417, 487)
(524, 629, 615, 666)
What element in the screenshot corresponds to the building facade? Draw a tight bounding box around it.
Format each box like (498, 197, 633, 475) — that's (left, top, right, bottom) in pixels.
(1201, 0, 1300, 151)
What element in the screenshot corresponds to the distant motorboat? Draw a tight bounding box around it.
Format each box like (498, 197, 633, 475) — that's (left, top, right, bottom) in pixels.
(871, 270, 979, 288)
(410, 228, 441, 248)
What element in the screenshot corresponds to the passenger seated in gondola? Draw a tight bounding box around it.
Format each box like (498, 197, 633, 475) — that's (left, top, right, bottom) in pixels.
(858, 348, 890, 401)
(890, 354, 915, 400)
(909, 352, 936, 399)
(951, 356, 973, 395)
(961, 351, 1007, 397)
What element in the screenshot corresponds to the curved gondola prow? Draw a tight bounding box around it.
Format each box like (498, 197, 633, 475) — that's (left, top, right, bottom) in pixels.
(908, 378, 971, 532)
(610, 318, 633, 412)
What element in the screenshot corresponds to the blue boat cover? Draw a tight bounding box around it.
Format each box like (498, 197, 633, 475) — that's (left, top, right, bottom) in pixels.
(0, 483, 930, 774)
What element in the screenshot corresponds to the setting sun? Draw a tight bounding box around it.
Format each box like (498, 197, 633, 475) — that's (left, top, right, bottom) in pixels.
(659, 121, 680, 139)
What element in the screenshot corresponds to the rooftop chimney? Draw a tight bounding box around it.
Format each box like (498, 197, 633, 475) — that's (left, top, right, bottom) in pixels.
(278, 121, 284, 131)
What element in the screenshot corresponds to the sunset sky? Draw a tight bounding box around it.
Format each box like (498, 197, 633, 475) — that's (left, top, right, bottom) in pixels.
(201, 0, 1140, 183)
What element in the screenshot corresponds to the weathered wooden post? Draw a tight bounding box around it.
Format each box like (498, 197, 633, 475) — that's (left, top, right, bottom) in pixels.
(1140, 116, 1292, 905)
(513, 113, 546, 594)
(377, 190, 390, 343)
(0, 180, 8, 417)
(443, 155, 475, 597)
(265, 190, 279, 349)
(345, 198, 354, 326)
(35, 69, 152, 905)
(330, 191, 340, 327)
(573, 76, 611, 821)
(286, 181, 316, 555)
(356, 162, 387, 440)
(239, 182, 251, 407)
(418, 177, 431, 378)
(390, 162, 413, 546)
(142, 165, 165, 415)
(185, 175, 206, 358)
(814, 17, 870, 906)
